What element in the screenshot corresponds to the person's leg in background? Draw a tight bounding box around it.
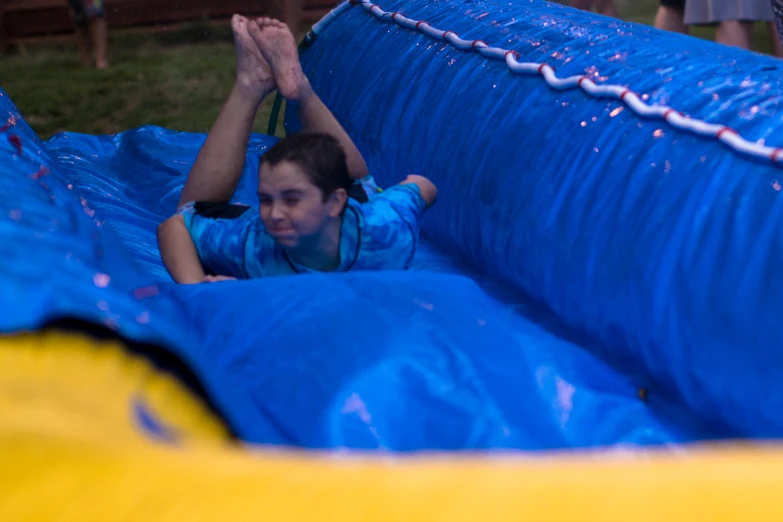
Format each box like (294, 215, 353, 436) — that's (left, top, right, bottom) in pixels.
(769, 21, 783, 56)
(686, 0, 778, 53)
(770, 0, 783, 55)
(716, 18, 783, 56)
(655, 0, 689, 33)
(86, 0, 109, 69)
(572, 0, 617, 16)
(715, 19, 754, 49)
(571, 0, 594, 11)
(68, 0, 108, 68)
(67, 0, 92, 67)
(594, 0, 618, 17)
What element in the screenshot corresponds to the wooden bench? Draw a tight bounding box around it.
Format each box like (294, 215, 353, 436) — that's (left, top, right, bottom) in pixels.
(0, 0, 337, 52)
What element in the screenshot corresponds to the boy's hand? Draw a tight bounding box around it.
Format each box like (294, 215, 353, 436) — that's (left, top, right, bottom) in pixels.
(202, 275, 237, 283)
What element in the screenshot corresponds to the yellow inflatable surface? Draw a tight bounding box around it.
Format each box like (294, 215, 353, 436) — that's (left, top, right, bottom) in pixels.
(2, 331, 783, 521)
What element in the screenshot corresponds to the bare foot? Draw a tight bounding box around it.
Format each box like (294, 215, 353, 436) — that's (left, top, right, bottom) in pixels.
(247, 17, 310, 101)
(232, 14, 276, 98)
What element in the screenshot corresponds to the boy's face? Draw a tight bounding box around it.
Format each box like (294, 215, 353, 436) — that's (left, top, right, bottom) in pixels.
(257, 160, 343, 248)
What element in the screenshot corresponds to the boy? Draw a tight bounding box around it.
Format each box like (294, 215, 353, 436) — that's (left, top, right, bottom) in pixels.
(158, 16, 438, 283)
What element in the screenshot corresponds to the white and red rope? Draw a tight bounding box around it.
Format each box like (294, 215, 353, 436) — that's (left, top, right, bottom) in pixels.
(309, 0, 783, 166)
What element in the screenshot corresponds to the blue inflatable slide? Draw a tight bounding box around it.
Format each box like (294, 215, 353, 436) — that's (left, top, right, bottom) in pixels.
(2, 0, 783, 453)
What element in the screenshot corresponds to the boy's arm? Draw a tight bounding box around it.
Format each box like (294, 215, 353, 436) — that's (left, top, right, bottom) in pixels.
(157, 215, 208, 284)
(292, 87, 370, 181)
(356, 176, 436, 270)
(178, 85, 262, 207)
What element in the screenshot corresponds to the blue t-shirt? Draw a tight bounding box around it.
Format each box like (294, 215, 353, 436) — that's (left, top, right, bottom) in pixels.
(179, 184, 426, 278)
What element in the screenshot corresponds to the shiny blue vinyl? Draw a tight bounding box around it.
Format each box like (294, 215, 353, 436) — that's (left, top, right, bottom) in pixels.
(0, 0, 773, 449)
(290, 0, 783, 438)
(39, 123, 712, 449)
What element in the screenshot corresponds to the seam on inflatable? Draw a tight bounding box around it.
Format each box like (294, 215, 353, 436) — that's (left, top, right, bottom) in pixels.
(311, 0, 783, 167)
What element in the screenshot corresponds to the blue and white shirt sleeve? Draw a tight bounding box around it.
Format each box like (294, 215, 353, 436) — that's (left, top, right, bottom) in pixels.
(178, 201, 256, 279)
(356, 183, 427, 270)
(381, 183, 427, 229)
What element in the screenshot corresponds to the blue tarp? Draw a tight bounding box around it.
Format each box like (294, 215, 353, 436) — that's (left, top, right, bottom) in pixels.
(0, 0, 779, 450)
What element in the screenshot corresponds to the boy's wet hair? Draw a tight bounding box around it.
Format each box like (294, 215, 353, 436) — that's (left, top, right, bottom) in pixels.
(262, 132, 353, 202)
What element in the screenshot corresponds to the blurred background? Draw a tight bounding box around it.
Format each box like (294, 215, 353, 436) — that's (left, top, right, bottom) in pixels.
(0, 0, 777, 140)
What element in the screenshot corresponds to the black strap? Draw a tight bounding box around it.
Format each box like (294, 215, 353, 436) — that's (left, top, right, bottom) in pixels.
(193, 202, 251, 219)
(347, 182, 369, 203)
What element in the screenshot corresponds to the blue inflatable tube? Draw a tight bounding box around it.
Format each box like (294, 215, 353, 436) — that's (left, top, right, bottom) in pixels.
(291, 0, 783, 437)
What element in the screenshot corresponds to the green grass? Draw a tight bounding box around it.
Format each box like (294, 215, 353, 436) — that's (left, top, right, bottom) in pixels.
(1, 22, 285, 139)
(0, 2, 777, 140)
